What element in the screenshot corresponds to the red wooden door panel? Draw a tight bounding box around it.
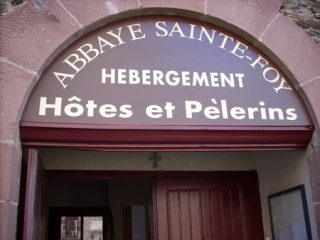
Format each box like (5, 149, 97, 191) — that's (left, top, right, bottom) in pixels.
(154, 173, 264, 240)
(209, 187, 247, 240)
(155, 178, 208, 240)
(167, 190, 203, 240)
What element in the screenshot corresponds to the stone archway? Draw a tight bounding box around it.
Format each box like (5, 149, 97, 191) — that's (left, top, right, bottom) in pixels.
(20, 11, 319, 240)
(1, 1, 320, 239)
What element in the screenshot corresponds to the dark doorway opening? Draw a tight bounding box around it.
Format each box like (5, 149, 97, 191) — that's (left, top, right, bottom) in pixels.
(46, 177, 153, 240)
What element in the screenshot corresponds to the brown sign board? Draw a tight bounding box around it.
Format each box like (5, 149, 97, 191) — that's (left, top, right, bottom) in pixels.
(21, 16, 312, 129)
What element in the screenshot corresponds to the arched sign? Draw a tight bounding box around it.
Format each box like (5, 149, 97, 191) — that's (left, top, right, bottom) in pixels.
(20, 16, 313, 150)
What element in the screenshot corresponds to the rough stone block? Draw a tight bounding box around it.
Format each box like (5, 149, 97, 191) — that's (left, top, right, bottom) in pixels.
(0, 143, 21, 204)
(0, 62, 35, 141)
(59, 0, 139, 28)
(260, 14, 320, 86)
(140, 0, 204, 13)
(302, 79, 320, 125)
(309, 154, 320, 202)
(206, 0, 282, 38)
(0, 202, 18, 240)
(0, 0, 80, 72)
(314, 203, 320, 238)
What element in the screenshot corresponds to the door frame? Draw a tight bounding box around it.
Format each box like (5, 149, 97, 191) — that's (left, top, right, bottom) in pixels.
(23, 148, 46, 240)
(24, 159, 264, 240)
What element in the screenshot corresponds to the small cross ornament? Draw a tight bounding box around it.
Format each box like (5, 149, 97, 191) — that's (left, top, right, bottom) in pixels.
(149, 152, 162, 169)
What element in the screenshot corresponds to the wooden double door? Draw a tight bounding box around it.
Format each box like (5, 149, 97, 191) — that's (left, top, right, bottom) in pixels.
(154, 173, 264, 240)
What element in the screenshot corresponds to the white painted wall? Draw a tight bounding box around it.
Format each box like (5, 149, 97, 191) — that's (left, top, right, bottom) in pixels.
(254, 151, 318, 240)
(40, 148, 254, 171)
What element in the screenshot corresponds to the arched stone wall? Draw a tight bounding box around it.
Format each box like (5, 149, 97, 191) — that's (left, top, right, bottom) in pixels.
(1, 1, 320, 239)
